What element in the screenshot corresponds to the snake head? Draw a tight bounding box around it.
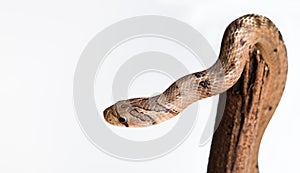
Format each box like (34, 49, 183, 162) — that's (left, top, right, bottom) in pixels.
(103, 103, 128, 127)
(103, 99, 156, 128)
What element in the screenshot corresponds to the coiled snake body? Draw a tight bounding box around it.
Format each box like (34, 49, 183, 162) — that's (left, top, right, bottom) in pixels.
(103, 14, 287, 172)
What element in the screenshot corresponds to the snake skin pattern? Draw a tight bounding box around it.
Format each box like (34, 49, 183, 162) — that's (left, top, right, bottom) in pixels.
(103, 14, 287, 128)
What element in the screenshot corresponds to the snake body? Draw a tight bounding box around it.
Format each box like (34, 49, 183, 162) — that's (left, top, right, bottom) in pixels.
(103, 14, 287, 172)
(103, 14, 286, 127)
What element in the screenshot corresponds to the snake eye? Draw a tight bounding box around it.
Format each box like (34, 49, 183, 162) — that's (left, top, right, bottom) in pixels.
(118, 117, 127, 123)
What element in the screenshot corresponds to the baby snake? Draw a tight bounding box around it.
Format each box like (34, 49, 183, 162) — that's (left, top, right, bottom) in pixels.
(103, 14, 287, 172)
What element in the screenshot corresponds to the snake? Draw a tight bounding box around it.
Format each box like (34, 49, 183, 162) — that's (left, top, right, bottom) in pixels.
(103, 14, 287, 172)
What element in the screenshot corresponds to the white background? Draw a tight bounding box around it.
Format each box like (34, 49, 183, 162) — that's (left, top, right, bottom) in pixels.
(0, 0, 299, 172)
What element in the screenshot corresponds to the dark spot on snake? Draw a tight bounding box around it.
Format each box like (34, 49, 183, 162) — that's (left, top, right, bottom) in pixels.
(152, 121, 157, 125)
(240, 39, 246, 46)
(255, 18, 261, 27)
(267, 19, 273, 28)
(273, 48, 278, 52)
(230, 63, 235, 69)
(248, 14, 255, 18)
(228, 37, 235, 46)
(199, 80, 210, 89)
(238, 19, 244, 28)
(268, 106, 272, 111)
(194, 72, 206, 78)
(169, 108, 179, 114)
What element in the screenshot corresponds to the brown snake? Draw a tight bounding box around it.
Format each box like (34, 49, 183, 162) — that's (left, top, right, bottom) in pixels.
(103, 14, 287, 172)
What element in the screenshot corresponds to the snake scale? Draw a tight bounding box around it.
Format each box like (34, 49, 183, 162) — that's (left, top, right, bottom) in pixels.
(103, 14, 287, 172)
